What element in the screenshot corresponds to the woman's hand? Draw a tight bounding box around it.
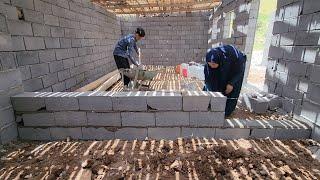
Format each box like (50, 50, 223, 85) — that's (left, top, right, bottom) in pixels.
(225, 84, 233, 94)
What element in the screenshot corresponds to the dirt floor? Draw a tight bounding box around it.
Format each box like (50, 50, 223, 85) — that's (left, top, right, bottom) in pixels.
(1, 138, 320, 179)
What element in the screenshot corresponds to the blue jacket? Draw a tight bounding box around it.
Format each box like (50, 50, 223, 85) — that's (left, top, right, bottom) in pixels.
(204, 45, 246, 92)
(113, 34, 139, 66)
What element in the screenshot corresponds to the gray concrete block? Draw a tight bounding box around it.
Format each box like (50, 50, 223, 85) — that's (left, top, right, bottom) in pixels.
(58, 69, 71, 81)
(7, 20, 33, 36)
(18, 127, 51, 141)
(62, 58, 74, 69)
(301, 99, 320, 124)
(11, 36, 25, 51)
(45, 92, 79, 111)
(54, 111, 87, 126)
(50, 26, 64, 37)
(148, 127, 180, 140)
(0, 84, 23, 109)
(0, 32, 12, 51)
(50, 127, 82, 140)
(146, 91, 182, 111)
(24, 9, 44, 23)
(250, 129, 275, 139)
(16, 51, 39, 66)
(181, 128, 215, 138)
(49, 61, 63, 73)
(0, 52, 16, 71)
(30, 63, 49, 78)
(55, 48, 78, 60)
(82, 127, 114, 140)
(87, 112, 121, 126)
(60, 38, 72, 48)
(209, 92, 227, 112)
(34, 0, 52, 14)
(0, 3, 18, 20)
(243, 93, 269, 114)
(22, 77, 44, 92)
(78, 91, 113, 111)
(155, 111, 189, 126)
(312, 125, 320, 140)
(303, 0, 320, 14)
(121, 112, 155, 127)
(0, 123, 17, 143)
(190, 111, 224, 127)
(44, 14, 59, 26)
(11, 92, 46, 111)
(23, 113, 55, 126)
(0, 69, 22, 90)
(24, 37, 45, 50)
(182, 91, 210, 111)
(39, 49, 56, 63)
(112, 91, 148, 111)
(52, 81, 66, 92)
(0, 107, 15, 128)
(274, 128, 311, 139)
(44, 37, 60, 48)
(11, 0, 34, 9)
(310, 65, 320, 84)
(115, 128, 147, 140)
(65, 77, 76, 89)
(215, 128, 250, 140)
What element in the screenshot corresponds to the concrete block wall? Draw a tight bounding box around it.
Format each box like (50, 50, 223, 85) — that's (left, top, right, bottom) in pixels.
(11, 91, 227, 140)
(265, 0, 320, 140)
(119, 12, 210, 66)
(209, 0, 260, 83)
(0, 0, 121, 93)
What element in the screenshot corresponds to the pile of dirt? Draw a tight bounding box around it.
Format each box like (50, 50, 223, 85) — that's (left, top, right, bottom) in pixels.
(1, 138, 320, 179)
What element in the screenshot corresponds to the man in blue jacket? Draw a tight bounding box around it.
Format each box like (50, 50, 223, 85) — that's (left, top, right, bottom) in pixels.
(204, 45, 247, 117)
(113, 27, 145, 86)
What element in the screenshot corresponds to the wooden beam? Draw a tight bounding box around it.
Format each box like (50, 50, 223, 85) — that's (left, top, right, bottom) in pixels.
(114, 2, 219, 14)
(101, 0, 220, 9)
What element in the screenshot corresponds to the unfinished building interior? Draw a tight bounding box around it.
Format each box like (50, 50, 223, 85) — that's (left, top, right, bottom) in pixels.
(0, 0, 320, 179)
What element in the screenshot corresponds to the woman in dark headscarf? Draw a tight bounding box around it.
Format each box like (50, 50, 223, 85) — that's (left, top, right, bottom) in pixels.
(204, 45, 247, 117)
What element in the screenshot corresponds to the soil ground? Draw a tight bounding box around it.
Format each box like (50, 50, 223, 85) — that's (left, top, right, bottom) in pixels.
(1, 139, 320, 179)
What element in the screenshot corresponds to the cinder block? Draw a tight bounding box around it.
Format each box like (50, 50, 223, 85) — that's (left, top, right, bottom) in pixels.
(16, 51, 39, 66)
(24, 9, 43, 23)
(52, 81, 66, 92)
(44, 37, 60, 48)
(50, 127, 82, 140)
(181, 128, 215, 138)
(11, 92, 46, 111)
(310, 65, 320, 84)
(209, 92, 227, 112)
(0, 123, 17, 143)
(78, 91, 113, 111)
(11, 36, 25, 51)
(0, 32, 11, 51)
(45, 92, 79, 111)
(312, 125, 320, 140)
(301, 99, 320, 124)
(82, 127, 114, 140)
(39, 50, 56, 63)
(11, 0, 34, 10)
(0, 52, 16, 70)
(30, 63, 49, 78)
(148, 127, 180, 140)
(215, 128, 250, 140)
(23, 113, 54, 127)
(274, 128, 311, 139)
(183, 91, 211, 111)
(112, 91, 148, 111)
(155, 111, 189, 126)
(18, 127, 51, 141)
(0, 107, 15, 128)
(0, 69, 22, 91)
(146, 91, 182, 111)
(303, 0, 320, 14)
(250, 129, 275, 139)
(50, 26, 64, 37)
(121, 112, 155, 127)
(24, 37, 45, 50)
(115, 128, 147, 140)
(190, 112, 224, 127)
(7, 20, 33, 35)
(243, 93, 269, 114)
(87, 112, 121, 126)
(23, 77, 43, 91)
(54, 111, 86, 126)
(34, 0, 52, 14)
(49, 61, 63, 73)
(0, 3, 19, 20)
(42, 73, 58, 87)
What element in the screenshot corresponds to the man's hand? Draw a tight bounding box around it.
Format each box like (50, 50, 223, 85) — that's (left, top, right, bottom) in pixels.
(225, 84, 233, 94)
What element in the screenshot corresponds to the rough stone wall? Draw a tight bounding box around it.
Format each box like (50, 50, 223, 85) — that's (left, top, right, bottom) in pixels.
(0, 0, 120, 93)
(209, 0, 260, 82)
(265, 0, 320, 139)
(119, 12, 210, 66)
